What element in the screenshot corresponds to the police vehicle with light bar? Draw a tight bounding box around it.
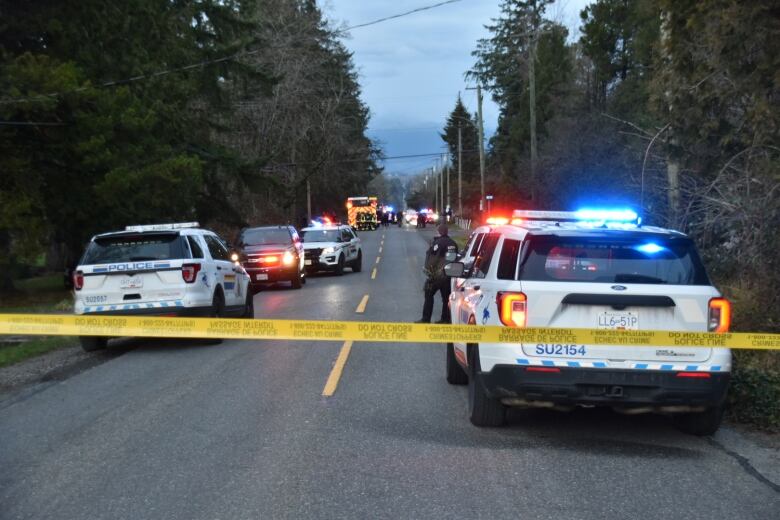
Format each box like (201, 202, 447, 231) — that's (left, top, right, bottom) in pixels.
(300, 224, 362, 275)
(444, 209, 731, 435)
(73, 222, 252, 352)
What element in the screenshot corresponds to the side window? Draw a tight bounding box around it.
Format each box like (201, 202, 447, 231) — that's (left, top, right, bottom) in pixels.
(340, 229, 351, 242)
(472, 233, 500, 279)
(204, 235, 229, 261)
(187, 236, 205, 259)
(468, 233, 486, 259)
(497, 238, 522, 280)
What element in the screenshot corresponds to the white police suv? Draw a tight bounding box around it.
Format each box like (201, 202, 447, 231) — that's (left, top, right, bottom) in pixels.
(300, 224, 362, 275)
(444, 210, 732, 435)
(73, 222, 252, 351)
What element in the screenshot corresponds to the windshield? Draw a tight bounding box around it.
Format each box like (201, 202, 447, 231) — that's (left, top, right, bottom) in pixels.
(349, 199, 371, 207)
(82, 233, 185, 264)
(519, 236, 710, 285)
(240, 228, 291, 246)
(301, 229, 341, 243)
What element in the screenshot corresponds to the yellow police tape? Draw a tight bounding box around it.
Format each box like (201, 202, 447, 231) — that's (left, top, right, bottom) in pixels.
(1, 313, 779, 350)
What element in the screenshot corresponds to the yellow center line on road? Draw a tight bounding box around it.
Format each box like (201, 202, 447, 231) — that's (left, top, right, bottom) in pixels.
(355, 294, 369, 313)
(375, 256, 381, 265)
(371, 267, 377, 279)
(322, 340, 353, 396)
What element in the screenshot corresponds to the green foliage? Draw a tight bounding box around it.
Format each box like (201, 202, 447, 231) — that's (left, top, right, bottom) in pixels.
(727, 351, 780, 431)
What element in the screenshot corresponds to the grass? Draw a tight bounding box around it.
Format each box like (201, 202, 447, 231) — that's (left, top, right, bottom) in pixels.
(0, 273, 72, 313)
(0, 336, 78, 368)
(727, 351, 780, 431)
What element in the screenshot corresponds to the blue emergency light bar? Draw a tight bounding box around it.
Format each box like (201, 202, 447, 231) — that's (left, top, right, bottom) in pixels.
(511, 209, 640, 225)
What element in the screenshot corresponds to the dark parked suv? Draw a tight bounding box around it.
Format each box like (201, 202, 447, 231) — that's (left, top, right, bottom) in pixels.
(235, 226, 305, 291)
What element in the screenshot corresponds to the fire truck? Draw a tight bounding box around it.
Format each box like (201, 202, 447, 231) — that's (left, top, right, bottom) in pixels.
(346, 196, 378, 231)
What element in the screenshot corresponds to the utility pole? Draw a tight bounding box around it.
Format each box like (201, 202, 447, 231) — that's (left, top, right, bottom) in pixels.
(458, 123, 463, 217)
(528, 4, 539, 203)
(476, 84, 486, 213)
(445, 154, 450, 219)
(306, 178, 312, 224)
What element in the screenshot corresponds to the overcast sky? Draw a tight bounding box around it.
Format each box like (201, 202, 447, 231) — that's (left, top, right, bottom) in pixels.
(322, 0, 592, 175)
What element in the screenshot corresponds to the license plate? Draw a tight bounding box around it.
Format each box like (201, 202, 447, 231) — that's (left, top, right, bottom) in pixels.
(256, 274, 268, 281)
(304, 260, 312, 266)
(598, 311, 639, 330)
(120, 276, 143, 289)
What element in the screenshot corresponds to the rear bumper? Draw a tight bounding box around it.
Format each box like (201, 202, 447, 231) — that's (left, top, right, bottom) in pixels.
(78, 305, 213, 317)
(481, 365, 730, 409)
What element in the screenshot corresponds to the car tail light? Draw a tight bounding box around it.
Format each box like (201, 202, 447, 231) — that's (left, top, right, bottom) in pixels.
(497, 292, 527, 327)
(282, 251, 295, 266)
(182, 263, 201, 283)
(73, 271, 84, 290)
(708, 298, 731, 333)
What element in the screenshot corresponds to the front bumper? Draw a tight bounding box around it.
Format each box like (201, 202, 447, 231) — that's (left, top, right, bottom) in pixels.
(303, 251, 339, 271)
(481, 365, 730, 409)
(244, 266, 298, 285)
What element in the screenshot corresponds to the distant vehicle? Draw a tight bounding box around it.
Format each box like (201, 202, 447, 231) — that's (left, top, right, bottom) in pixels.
(234, 225, 306, 291)
(301, 224, 362, 275)
(72, 222, 252, 352)
(445, 209, 732, 436)
(347, 196, 378, 231)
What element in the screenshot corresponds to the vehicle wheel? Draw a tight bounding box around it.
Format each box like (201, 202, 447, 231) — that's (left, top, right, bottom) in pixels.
(673, 406, 724, 436)
(335, 255, 345, 276)
(242, 291, 254, 318)
(290, 269, 302, 289)
(80, 336, 107, 352)
(446, 342, 468, 385)
(352, 251, 363, 273)
(467, 344, 506, 426)
(206, 290, 225, 344)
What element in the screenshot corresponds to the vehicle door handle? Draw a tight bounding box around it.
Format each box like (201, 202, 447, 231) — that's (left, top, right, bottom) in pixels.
(217, 266, 223, 270)
(468, 285, 480, 291)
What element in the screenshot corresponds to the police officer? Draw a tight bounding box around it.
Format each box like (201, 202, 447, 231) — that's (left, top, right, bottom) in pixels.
(416, 224, 458, 324)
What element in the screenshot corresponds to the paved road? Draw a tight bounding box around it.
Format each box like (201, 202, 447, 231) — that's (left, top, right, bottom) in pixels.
(1, 225, 778, 519)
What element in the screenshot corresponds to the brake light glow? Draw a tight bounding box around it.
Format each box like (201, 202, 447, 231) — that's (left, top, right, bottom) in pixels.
(526, 366, 560, 373)
(73, 271, 84, 290)
(182, 263, 201, 283)
(676, 372, 711, 379)
(282, 251, 295, 266)
(708, 298, 731, 333)
(497, 292, 527, 327)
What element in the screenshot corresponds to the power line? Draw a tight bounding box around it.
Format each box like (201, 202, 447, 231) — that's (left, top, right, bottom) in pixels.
(344, 0, 463, 30)
(0, 0, 465, 105)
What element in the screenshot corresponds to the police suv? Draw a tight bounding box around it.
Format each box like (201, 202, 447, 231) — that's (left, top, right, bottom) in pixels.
(300, 224, 362, 275)
(73, 222, 252, 352)
(445, 210, 731, 435)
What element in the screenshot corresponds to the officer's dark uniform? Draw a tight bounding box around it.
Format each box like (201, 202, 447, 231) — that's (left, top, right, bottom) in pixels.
(418, 225, 458, 323)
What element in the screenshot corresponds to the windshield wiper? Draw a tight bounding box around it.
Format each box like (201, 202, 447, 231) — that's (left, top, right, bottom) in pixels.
(614, 274, 666, 284)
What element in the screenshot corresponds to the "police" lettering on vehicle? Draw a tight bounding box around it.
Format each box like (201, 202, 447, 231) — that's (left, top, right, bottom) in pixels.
(93, 262, 171, 273)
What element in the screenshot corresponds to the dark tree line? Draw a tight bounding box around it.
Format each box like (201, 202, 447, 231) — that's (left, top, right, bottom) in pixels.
(0, 0, 379, 287)
(440, 0, 778, 332)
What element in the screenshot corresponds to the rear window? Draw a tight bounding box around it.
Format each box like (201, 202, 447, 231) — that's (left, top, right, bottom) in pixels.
(240, 228, 291, 246)
(518, 236, 710, 285)
(83, 233, 185, 264)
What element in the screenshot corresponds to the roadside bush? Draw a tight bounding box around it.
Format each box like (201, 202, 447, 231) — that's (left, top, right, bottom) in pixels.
(726, 351, 780, 431)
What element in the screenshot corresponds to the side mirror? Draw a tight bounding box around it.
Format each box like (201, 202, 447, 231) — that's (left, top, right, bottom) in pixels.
(444, 262, 465, 278)
(445, 250, 458, 262)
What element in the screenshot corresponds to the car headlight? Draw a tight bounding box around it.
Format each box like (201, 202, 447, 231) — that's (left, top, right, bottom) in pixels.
(322, 246, 336, 254)
(282, 250, 295, 266)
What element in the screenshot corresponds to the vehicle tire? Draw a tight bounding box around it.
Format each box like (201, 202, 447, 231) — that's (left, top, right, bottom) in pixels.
(335, 255, 345, 276)
(352, 251, 363, 273)
(673, 406, 724, 436)
(291, 269, 302, 289)
(242, 291, 254, 318)
(446, 342, 468, 385)
(80, 336, 107, 352)
(206, 289, 225, 344)
(467, 344, 506, 426)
